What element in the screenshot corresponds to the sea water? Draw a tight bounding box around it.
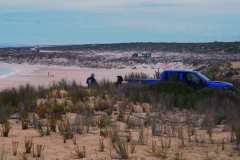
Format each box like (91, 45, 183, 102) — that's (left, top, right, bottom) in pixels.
(0, 67, 13, 77)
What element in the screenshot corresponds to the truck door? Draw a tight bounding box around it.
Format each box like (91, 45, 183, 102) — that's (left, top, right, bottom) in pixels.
(165, 71, 181, 82)
(184, 72, 205, 89)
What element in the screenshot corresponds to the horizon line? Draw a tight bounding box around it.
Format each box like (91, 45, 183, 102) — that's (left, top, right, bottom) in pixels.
(1, 41, 240, 49)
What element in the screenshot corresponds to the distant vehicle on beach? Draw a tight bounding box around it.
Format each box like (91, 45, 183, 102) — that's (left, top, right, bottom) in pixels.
(127, 69, 234, 89)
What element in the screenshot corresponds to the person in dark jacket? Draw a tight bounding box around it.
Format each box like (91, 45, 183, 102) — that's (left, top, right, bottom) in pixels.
(116, 76, 123, 86)
(86, 73, 98, 87)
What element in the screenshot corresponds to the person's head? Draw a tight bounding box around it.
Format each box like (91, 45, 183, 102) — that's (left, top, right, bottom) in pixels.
(117, 76, 123, 81)
(91, 73, 95, 78)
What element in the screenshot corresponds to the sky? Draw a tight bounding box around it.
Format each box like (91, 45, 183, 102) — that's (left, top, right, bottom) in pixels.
(0, 0, 240, 45)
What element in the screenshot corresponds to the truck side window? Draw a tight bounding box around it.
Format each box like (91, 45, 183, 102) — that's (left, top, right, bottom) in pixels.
(185, 73, 202, 86)
(167, 72, 179, 82)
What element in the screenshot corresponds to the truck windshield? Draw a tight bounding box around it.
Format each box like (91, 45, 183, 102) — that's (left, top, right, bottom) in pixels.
(196, 72, 210, 81)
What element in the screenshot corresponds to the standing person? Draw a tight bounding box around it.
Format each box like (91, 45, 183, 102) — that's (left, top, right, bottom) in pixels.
(116, 76, 123, 86)
(86, 73, 98, 87)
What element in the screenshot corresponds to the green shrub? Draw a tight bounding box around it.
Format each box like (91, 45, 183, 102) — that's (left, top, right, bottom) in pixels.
(104, 107, 113, 116)
(20, 112, 29, 130)
(96, 115, 109, 129)
(0, 107, 10, 124)
(36, 103, 48, 118)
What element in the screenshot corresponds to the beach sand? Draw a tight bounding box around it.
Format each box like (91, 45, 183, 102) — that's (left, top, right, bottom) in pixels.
(0, 62, 192, 91)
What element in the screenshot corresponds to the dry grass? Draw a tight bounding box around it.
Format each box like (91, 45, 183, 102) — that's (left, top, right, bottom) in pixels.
(12, 140, 19, 156)
(0, 147, 8, 160)
(129, 142, 136, 154)
(98, 137, 105, 152)
(58, 118, 73, 143)
(32, 144, 45, 158)
(152, 137, 171, 159)
(24, 137, 33, 154)
(73, 145, 86, 159)
(1, 120, 11, 137)
(113, 138, 129, 159)
(174, 151, 185, 160)
(72, 135, 77, 145)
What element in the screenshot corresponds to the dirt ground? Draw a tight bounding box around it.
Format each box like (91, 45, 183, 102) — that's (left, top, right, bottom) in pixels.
(231, 61, 240, 69)
(1, 115, 240, 160)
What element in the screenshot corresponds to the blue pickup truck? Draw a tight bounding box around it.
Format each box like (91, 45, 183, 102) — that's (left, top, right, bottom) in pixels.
(127, 69, 233, 89)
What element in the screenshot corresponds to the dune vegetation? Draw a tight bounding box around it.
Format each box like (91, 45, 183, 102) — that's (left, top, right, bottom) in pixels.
(0, 73, 240, 159)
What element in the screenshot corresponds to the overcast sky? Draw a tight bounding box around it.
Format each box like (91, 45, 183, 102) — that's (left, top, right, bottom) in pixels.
(0, 0, 239, 10)
(0, 0, 240, 45)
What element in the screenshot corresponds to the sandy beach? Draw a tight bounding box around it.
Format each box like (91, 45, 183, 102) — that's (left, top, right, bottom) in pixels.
(0, 62, 193, 91)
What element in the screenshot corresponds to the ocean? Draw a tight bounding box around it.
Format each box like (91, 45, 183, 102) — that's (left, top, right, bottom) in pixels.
(0, 67, 13, 77)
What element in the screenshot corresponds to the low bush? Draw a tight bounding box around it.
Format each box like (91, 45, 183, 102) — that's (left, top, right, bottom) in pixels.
(122, 81, 240, 112)
(94, 98, 112, 111)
